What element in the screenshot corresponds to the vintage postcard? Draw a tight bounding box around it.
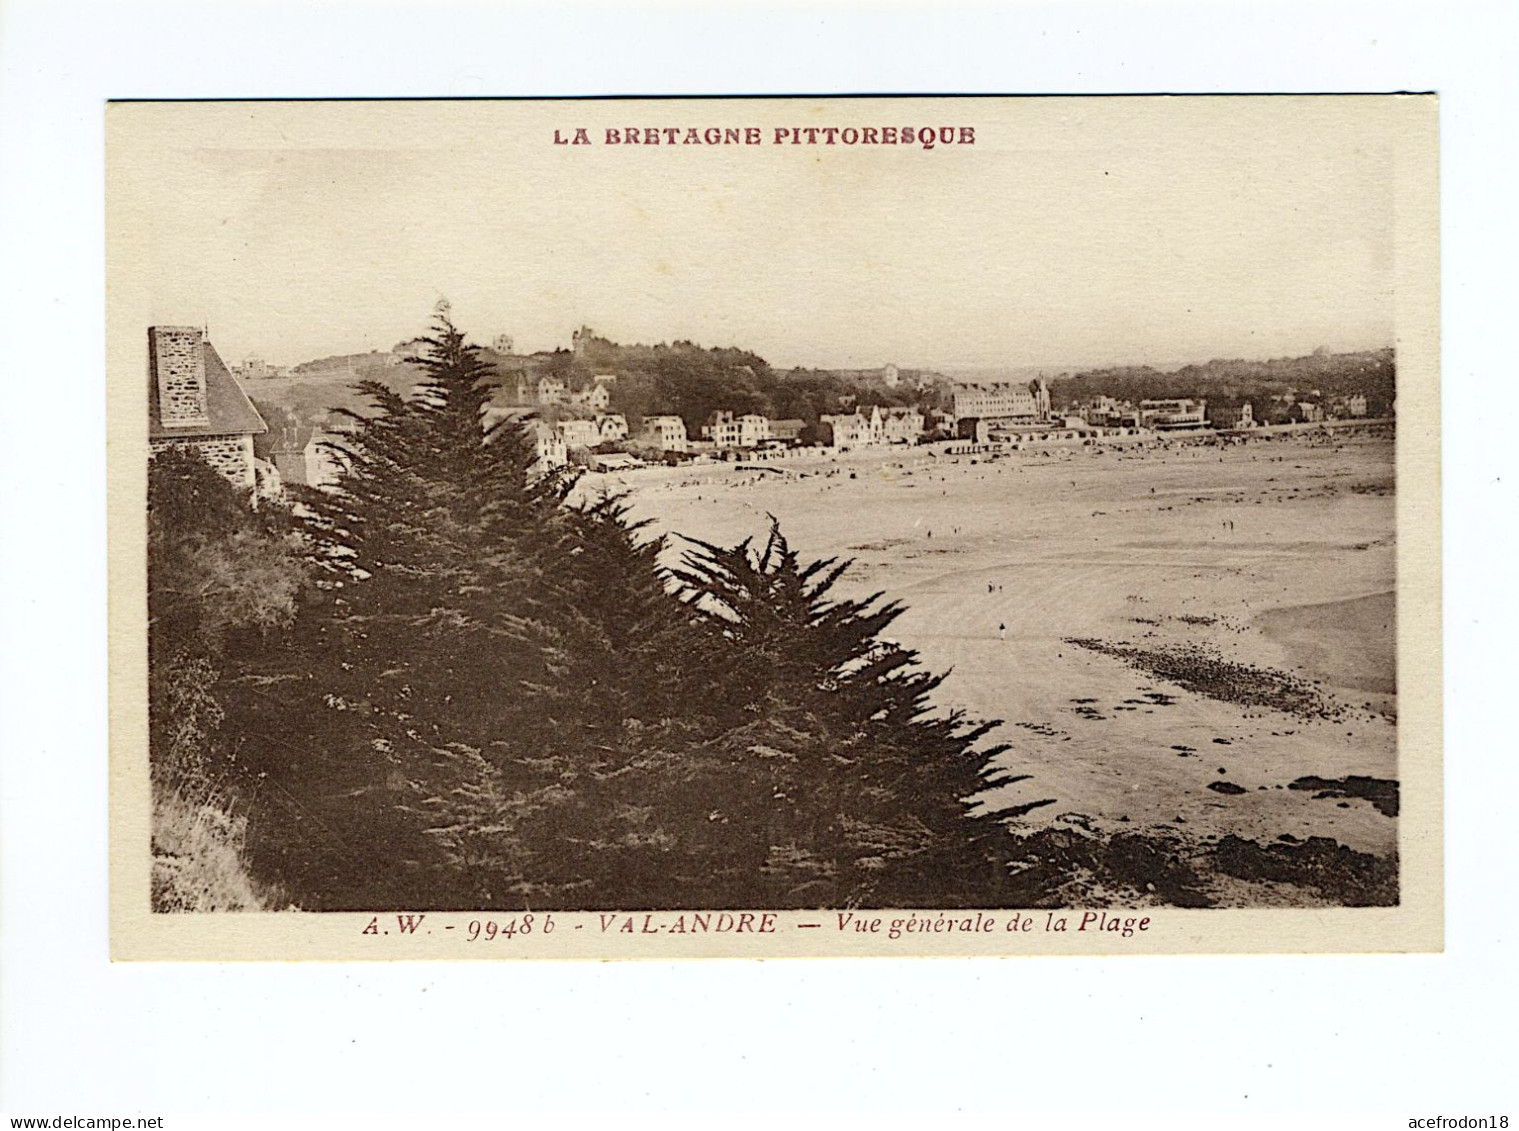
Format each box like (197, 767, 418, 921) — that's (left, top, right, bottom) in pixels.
(107, 95, 1440, 959)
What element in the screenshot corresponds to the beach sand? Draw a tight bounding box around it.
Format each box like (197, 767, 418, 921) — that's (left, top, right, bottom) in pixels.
(585, 428, 1398, 864)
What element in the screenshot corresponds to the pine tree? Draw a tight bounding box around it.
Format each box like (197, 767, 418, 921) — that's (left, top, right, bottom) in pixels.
(664, 521, 1042, 907)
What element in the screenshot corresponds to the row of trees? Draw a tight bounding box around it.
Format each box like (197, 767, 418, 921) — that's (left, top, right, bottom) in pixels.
(149, 317, 1035, 910)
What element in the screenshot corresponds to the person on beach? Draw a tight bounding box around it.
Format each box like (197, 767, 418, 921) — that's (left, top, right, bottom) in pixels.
(998, 622, 1007, 641)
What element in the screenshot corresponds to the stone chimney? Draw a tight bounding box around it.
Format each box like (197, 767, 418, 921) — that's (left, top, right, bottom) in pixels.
(150, 325, 209, 429)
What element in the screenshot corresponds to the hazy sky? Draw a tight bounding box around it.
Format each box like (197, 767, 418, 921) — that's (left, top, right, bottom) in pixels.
(110, 98, 1409, 371)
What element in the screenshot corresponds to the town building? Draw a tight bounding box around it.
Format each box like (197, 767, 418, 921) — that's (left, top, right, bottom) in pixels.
(492, 333, 515, 354)
(1139, 398, 1209, 431)
(558, 418, 601, 449)
(570, 382, 612, 411)
(881, 407, 925, 444)
(640, 415, 689, 452)
(532, 422, 568, 472)
(1078, 395, 1123, 427)
(951, 378, 1051, 425)
(236, 356, 286, 381)
(148, 326, 268, 492)
(821, 406, 886, 450)
(481, 406, 568, 475)
(596, 414, 630, 444)
(769, 419, 806, 444)
(739, 414, 772, 448)
(703, 411, 744, 449)
(537, 376, 568, 406)
(1328, 393, 1368, 419)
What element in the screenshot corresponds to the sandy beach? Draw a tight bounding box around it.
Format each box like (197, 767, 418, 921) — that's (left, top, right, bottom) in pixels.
(582, 427, 1397, 865)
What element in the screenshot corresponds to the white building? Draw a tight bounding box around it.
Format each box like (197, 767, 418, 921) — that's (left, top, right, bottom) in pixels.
(596, 413, 630, 444)
(881, 407, 924, 444)
(738, 414, 772, 448)
(703, 411, 744, 449)
(641, 415, 689, 452)
(571, 383, 611, 411)
(1139, 398, 1209, 430)
(532, 422, 568, 472)
(821, 406, 886, 450)
(951, 379, 1051, 424)
(558, 419, 601, 449)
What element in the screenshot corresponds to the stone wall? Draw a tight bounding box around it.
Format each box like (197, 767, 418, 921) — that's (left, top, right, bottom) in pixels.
(150, 435, 256, 492)
(151, 326, 209, 428)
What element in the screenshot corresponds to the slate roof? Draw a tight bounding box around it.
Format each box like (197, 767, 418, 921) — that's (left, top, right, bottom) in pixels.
(149, 338, 267, 440)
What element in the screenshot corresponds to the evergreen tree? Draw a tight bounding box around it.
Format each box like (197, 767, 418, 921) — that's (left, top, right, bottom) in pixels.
(172, 313, 1045, 911)
(509, 521, 1042, 909)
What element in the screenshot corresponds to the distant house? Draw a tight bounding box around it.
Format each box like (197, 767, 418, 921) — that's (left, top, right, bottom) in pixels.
(703, 411, 744, 449)
(558, 419, 601, 449)
(1328, 393, 1368, 419)
(571, 383, 611, 411)
(492, 333, 515, 354)
(148, 326, 268, 492)
(537, 376, 568, 406)
(482, 406, 567, 475)
(881, 407, 924, 444)
(641, 414, 689, 452)
(1139, 398, 1209, 431)
(769, 419, 806, 444)
(237, 356, 285, 381)
(821, 406, 886, 450)
(882, 363, 900, 388)
(1078, 395, 1123, 427)
(532, 422, 568, 472)
(738, 414, 772, 448)
(596, 413, 630, 444)
(1292, 401, 1323, 424)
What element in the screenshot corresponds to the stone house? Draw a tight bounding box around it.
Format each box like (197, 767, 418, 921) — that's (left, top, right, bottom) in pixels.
(148, 326, 267, 491)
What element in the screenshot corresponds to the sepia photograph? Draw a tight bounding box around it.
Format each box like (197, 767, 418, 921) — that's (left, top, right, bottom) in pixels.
(106, 96, 1441, 957)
